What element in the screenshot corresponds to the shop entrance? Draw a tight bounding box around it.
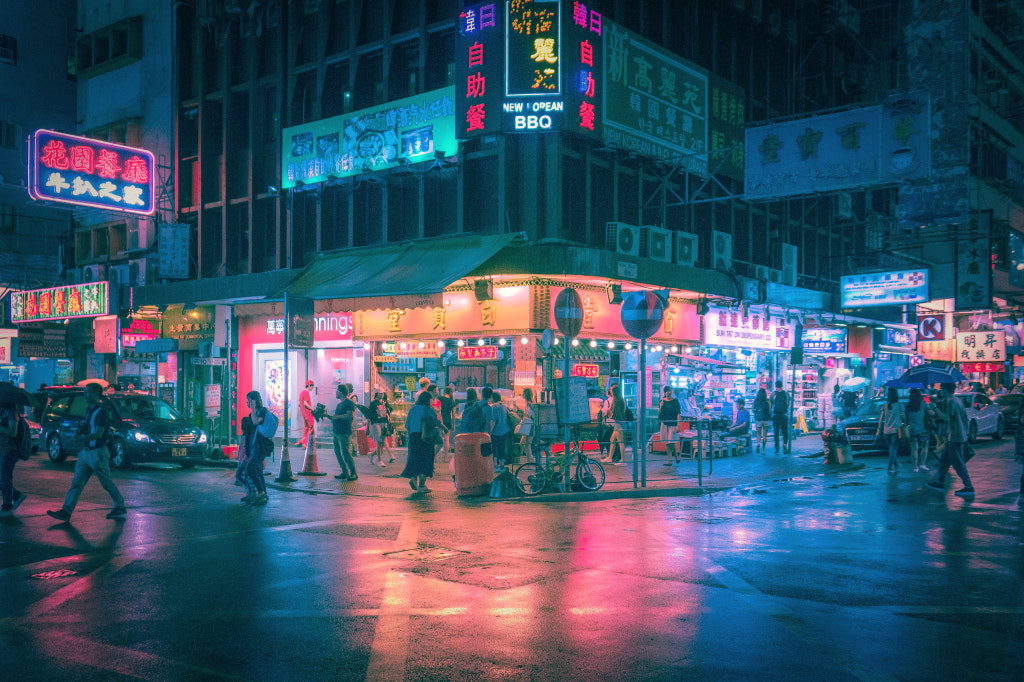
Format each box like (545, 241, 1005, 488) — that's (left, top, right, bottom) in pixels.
(185, 356, 230, 450)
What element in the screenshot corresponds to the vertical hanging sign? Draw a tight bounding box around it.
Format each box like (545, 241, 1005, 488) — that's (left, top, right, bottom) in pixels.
(564, 0, 603, 138)
(456, 2, 503, 139)
(954, 213, 992, 311)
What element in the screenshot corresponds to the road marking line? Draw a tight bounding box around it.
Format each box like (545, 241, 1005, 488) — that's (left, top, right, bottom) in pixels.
(364, 517, 420, 682)
(24, 553, 137, 619)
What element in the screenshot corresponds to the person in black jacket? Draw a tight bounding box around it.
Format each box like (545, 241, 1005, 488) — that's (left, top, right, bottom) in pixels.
(658, 386, 682, 465)
(771, 381, 790, 455)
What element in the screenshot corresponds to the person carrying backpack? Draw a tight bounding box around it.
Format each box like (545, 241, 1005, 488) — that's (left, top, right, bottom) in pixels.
(0, 400, 28, 517)
(771, 380, 790, 455)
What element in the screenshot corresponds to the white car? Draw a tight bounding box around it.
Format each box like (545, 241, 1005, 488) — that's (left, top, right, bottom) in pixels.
(955, 392, 1005, 441)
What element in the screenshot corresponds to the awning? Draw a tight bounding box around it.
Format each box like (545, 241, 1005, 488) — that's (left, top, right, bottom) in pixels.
(541, 340, 610, 362)
(277, 233, 518, 305)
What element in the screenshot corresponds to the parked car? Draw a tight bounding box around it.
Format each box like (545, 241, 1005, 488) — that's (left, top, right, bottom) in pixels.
(836, 398, 937, 454)
(995, 393, 1024, 432)
(40, 389, 209, 468)
(955, 392, 1005, 441)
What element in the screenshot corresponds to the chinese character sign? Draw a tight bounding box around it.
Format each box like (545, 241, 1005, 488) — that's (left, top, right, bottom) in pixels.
(506, 0, 561, 97)
(10, 282, 109, 323)
(801, 326, 847, 354)
(564, 0, 603, 138)
(571, 363, 599, 378)
(701, 305, 791, 350)
(956, 331, 1005, 363)
(840, 269, 929, 308)
(456, 3, 503, 138)
(955, 216, 991, 311)
(28, 130, 155, 215)
(708, 74, 746, 182)
(458, 345, 499, 361)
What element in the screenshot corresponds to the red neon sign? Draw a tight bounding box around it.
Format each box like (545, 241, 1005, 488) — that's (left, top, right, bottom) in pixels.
(458, 345, 498, 361)
(571, 363, 599, 378)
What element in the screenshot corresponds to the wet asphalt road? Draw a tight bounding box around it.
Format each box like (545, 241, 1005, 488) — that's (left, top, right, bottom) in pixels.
(2, 439, 1023, 681)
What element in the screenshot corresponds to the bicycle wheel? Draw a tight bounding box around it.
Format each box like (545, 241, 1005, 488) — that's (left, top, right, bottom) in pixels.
(514, 462, 547, 496)
(575, 457, 605, 491)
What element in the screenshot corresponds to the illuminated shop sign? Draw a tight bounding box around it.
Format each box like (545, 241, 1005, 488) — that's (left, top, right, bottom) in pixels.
(282, 87, 457, 189)
(956, 330, 1005, 363)
(801, 326, 848, 354)
(10, 282, 109, 323)
(571, 363, 599, 378)
(840, 269, 929, 308)
(380, 341, 442, 358)
(875, 327, 917, 353)
(456, 0, 602, 138)
(702, 305, 792, 350)
(458, 345, 499, 361)
(265, 312, 354, 342)
(121, 318, 161, 348)
(28, 130, 155, 215)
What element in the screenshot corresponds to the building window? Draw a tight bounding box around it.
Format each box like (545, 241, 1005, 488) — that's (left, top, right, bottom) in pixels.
(0, 204, 16, 234)
(0, 35, 16, 66)
(76, 17, 142, 79)
(0, 120, 20, 148)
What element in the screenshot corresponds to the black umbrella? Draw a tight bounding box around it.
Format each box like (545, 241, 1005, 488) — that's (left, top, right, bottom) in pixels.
(0, 382, 39, 408)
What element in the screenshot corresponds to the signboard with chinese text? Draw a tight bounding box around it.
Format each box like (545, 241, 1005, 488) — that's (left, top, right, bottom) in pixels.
(954, 215, 992, 311)
(121, 318, 161, 348)
(161, 305, 229, 351)
(801, 326, 847, 354)
(745, 92, 930, 199)
(956, 330, 1005, 364)
(355, 286, 532, 338)
(702, 305, 792, 350)
(840, 269, 929, 308)
(960, 362, 1003, 373)
(10, 282, 109, 323)
(157, 224, 191, 280)
(458, 345, 498, 361)
(282, 87, 457, 189)
(875, 327, 917, 353)
(548, 286, 700, 345)
(708, 74, 745, 181)
(603, 22, 709, 177)
(457, 2, 503, 138)
(28, 130, 155, 215)
(0, 338, 9, 364)
(261, 312, 355, 343)
(93, 316, 119, 354)
(571, 363, 599, 378)
(16, 324, 68, 358)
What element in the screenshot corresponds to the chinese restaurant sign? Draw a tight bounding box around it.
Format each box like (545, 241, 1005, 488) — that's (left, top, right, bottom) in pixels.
(10, 282, 109, 323)
(455, 0, 603, 138)
(121, 318, 161, 348)
(571, 363, 599, 378)
(702, 305, 792, 350)
(954, 214, 992, 312)
(956, 330, 1005, 364)
(745, 91, 930, 199)
(840, 269, 929, 308)
(801, 327, 847, 354)
(458, 346, 498, 361)
(282, 87, 457, 189)
(28, 130, 155, 215)
(603, 22, 709, 178)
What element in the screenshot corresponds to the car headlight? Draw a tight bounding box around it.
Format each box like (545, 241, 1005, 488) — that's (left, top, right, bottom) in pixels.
(197, 432, 207, 444)
(131, 430, 153, 442)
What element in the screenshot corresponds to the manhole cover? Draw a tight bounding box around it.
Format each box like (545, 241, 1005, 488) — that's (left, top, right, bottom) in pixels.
(32, 569, 78, 580)
(383, 545, 469, 562)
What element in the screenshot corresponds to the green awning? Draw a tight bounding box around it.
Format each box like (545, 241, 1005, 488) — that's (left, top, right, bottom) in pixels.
(279, 233, 517, 300)
(541, 340, 610, 362)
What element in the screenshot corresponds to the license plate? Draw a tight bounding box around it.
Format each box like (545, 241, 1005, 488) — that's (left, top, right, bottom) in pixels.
(172, 447, 186, 457)
(849, 435, 873, 442)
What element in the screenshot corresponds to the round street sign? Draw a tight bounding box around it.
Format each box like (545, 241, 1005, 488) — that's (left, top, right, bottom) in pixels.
(621, 290, 666, 339)
(553, 288, 584, 338)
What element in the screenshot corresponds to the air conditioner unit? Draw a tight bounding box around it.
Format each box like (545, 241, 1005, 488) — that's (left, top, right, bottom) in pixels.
(127, 221, 152, 251)
(109, 264, 130, 287)
(606, 221, 642, 257)
(675, 232, 698, 267)
(81, 264, 107, 282)
(836, 192, 853, 220)
(752, 265, 770, 281)
(774, 243, 798, 286)
(711, 230, 732, 271)
(767, 268, 783, 283)
(645, 226, 673, 262)
(129, 258, 148, 287)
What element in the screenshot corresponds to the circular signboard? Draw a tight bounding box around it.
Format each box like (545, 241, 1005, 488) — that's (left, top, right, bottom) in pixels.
(553, 288, 584, 338)
(620, 290, 666, 339)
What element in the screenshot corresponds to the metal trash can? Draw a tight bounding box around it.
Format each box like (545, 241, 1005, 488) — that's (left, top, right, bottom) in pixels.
(453, 432, 492, 496)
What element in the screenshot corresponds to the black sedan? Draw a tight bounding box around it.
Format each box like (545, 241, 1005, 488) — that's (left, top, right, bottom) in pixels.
(995, 393, 1024, 432)
(836, 398, 936, 455)
(41, 389, 209, 468)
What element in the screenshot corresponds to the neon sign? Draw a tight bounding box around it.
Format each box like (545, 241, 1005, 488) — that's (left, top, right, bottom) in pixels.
(121, 318, 161, 348)
(571, 363, 599, 378)
(27, 130, 155, 215)
(10, 282, 110, 323)
(458, 345, 498, 361)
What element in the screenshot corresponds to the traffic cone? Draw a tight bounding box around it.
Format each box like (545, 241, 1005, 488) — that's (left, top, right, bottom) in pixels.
(276, 445, 297, 482)
(297, 434, 326, 476)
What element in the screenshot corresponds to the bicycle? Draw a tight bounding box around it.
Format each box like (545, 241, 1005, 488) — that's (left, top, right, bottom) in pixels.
(513, 436, 605, 495)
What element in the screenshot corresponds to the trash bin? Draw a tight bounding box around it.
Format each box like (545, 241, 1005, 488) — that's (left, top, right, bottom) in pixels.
(454, 432, 492, 496)
(355, 427, 370, 456)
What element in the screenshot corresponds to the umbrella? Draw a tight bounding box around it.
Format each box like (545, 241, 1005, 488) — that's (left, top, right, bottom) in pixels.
(841, 377, 870, 391)
(897, 363, 966, 387)
(76, 378, 110, 389)
(0, 382, 39, 408)
(884, 377, 925, 389)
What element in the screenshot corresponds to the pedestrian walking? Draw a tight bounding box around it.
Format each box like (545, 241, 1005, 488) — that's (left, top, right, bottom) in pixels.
(604, 384, 627, 464)
(831, 384, 844, 424)
(905, 388, 931, 473)
(459, 388, 487, 434)
(368, 391, 388, 467)
(332, 384, 358, 481)
(295, 379, 315, 448)
(487, 392, 511, 471)
(771, 381, 790, 455)
(403, 390, 441, 493)
(47, 382, 126, 521)
(877, 387, 906, 474)
(382, 393, 396, 463)
(517, 388, 537, 464)
(598, 383, 615, 459)
(926, 383, 975, 497)
(0, 401, 28, 517)
(428, 385, 448, 461)
(752, 387, 771, 454)
(659, 386, 682, 465)
(440, 386, 456, 460)
(240, 391, 273, 505)
(234, 415, 254, 488)
(842, 389, 858, 417)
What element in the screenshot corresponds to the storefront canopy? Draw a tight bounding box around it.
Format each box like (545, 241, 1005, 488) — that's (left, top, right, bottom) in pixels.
(279, 233, 518, 302)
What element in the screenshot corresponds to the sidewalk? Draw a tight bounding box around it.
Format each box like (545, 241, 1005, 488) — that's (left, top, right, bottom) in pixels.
(258, 432, 846, 502)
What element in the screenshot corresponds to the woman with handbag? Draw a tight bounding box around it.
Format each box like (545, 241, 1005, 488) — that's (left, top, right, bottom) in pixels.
(517, 388, 537, 464)
(243, 391, 273, 504)
(403, 390, 442, 493)
(905, 388, 930, 473)
(604, 384, 627, 464)
(876, 387, 906, 475)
